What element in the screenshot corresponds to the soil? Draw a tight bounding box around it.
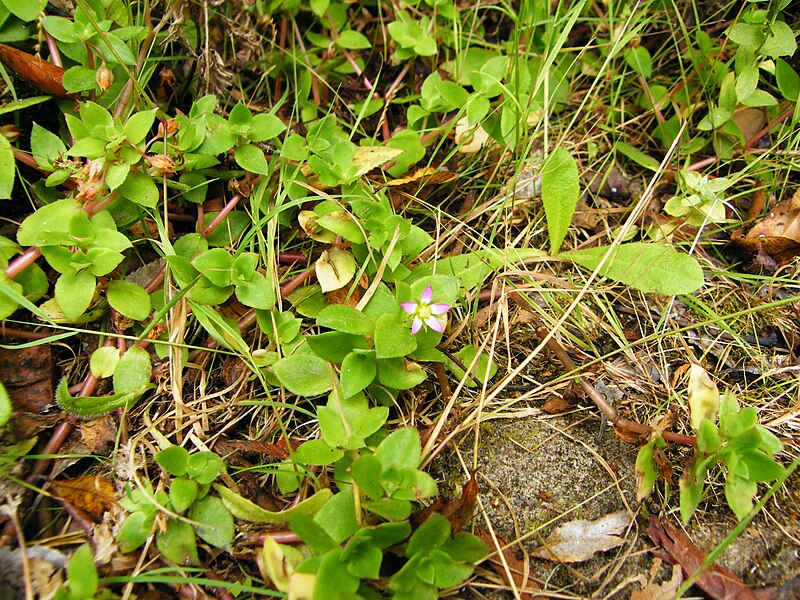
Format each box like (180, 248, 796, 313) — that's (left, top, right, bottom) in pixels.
(435, 410, 800, 598)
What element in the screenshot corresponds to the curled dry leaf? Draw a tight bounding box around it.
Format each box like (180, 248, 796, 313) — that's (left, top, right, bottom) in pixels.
(0, 44, 76, 99)
(630, 563, 683, 600)
(646, 515, 782, 600)
(732, 189, 800, 259)
(532, 510, 632, 563)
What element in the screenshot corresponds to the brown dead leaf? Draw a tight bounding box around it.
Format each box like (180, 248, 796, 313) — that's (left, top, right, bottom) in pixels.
(50, 475, 117, 523)
(732, 107, 768, 143)
(380, 167, 457, 208)
(630, 564, 683, 600)
(0, 345, 54, 414)
(532, 510, 632, 563)
(76, 414, 117, 455)
(646, 515, 775, 600)
(411, 471, 479, 534)
(382, 167, 458, 190)
(542, 397, 573, 414)
(231, 439, 295, 460)
(732, 190, 800, 259)
(0, 44, 76, 99)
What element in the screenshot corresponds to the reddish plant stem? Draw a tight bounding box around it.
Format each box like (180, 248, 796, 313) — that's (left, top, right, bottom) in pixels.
(0, 326, 54, 340)
(278, 252, 310, 264)
(256, 531, 302, 544)
(535, 328, 696, 447)
(279, 267, 315, 298)
(6, 247, 42, 279)
(202, 194, 242, 237)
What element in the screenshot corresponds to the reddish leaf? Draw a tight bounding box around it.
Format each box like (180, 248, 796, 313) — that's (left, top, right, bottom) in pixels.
(0, 44, 76, 99)
(732, 189, 800, 260)
(411, 471, 479, 534)
(0, 345, 53, 414)
(646, 515, 780, 600)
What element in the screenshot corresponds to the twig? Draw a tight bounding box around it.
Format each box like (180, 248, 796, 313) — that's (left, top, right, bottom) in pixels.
(535, 328, 696, 447)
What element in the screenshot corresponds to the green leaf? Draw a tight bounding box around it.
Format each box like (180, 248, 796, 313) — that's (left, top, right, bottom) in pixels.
(118, 171, 159, 208)
(292, 439, 345, 465)
(374, 313, 416, 358)
(375, 427, 421, 471)
(615, 141, 661, 171)
(761, 21, 797, 59)
(340, 351, 377, 398)
(697, 420, 722, 453)
(30, 123, 68, 170)
(215, 485, 333, 524)
(351, 454, 385, 499)
(272, 354, 333, 397)
(541, 147, 579, 254)
(234, 273, 275, 310)
(123, 109, 157, 145)
(624, 46, 652, 78)
(249, 113, 285, 142)
(89, 346, 120, 379)
(107, 280, 152, 321)
(156, 446, 190, 476)
(157, 519, 199, 565)
(443, 531, 488, 563)
(336, 30, 371, 50)
(234, 143, 268, 175)
(113, 345, 152, 395)
(314, 489, 359, 544)
(0, 381, 11, 428)
(725, 475, 757, 520)
(775, 58, 800, 101)
(446, 345, 497, 387)
(193, 248, 234, 288)
(679, 464, 706, 524)
(56, 378, 150, 418)
(0, 134, 14, 200)
(62, 66, 97, 93)
(186, 451, 224, 484)
(407, 514, 450, 556)
(377, 357, 426, 389)
(738, 449, 784, 482)
(317, 391, 388, 449)
(67, 544, 98, 598)
(565, 242, 704, 295)
(317, 305, 373, 335)
(55, 270, 96, 321)
(190, 495, 235, 550)
(635, 439, 658, 501)
(116, 510, 155, 553)
(3, 0, 47, 22)
(169, 477, 198, 513)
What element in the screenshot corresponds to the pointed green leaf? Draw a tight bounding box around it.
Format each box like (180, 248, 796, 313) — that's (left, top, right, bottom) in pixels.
(541, 148, 579, 254)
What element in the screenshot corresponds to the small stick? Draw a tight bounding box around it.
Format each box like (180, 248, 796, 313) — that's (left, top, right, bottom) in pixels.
(535, 328, 695, 447)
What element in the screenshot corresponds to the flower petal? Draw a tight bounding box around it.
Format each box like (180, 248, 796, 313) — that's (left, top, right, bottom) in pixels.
(425, 315, 444, 333)
(400, 302, 418, 315)
(420, 285, 433, 304)
(410, 317, 423, 335)
(430, 303, 450, 315)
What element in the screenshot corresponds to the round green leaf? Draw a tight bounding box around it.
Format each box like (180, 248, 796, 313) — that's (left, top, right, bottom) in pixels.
(272, 354, 333, 397)
(113, 345, 152, 395)
(89, 346, 121, 379)
(190, 495, 235, 550)
(107, 280, 152, 321)
(234, 143, 268, 175)
(156, 446, 190, 476)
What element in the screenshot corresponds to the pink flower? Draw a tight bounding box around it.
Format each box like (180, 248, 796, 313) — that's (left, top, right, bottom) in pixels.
(400, 285, 451, 335)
